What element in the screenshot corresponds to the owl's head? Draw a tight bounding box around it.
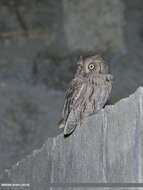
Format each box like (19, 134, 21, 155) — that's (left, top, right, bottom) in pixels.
(77, 55, 109, 75)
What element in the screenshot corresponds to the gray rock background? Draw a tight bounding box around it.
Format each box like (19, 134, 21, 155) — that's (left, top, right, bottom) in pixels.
(0, 0, 125, 56)
(0, 0, 143, 182)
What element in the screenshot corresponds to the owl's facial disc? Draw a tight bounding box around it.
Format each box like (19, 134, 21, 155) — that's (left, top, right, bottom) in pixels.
(80, 55, 109, 75)
(99, 61, 109, 74)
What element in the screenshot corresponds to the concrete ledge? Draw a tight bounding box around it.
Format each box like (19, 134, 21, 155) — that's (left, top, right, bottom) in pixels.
(1, 87, 143, 189)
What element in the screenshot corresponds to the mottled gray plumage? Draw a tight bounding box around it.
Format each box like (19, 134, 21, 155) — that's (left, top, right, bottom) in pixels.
(59, 55, 113, 136)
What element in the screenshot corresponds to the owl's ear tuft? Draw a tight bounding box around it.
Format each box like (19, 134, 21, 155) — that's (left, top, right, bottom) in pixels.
(77, 56, 83, 65)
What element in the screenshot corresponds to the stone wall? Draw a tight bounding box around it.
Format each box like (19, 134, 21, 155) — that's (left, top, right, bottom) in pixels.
(1, 87, 143, 190)
(0, 0, 125, 56)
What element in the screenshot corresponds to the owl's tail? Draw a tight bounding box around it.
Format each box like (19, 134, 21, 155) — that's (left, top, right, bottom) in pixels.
(64, 122, 77, 136)
(64, 109, 80, 136)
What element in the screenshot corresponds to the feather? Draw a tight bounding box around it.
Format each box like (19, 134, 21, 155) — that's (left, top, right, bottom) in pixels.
(64, 109, 80, 136)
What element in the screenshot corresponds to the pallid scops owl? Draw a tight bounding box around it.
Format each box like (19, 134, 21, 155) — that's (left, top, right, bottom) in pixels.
(59, 55, 113, 136)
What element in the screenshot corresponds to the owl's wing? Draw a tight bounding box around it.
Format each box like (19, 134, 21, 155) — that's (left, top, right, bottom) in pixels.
(63, 78, 83, 118)
(90, 75, 112, 115)
(62, 77, 86, 136)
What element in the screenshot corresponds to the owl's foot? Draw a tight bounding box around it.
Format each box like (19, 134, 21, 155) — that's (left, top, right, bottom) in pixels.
(58, 119, 65, 129)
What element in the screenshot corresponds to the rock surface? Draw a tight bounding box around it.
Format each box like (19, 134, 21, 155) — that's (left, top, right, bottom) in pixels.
(0, 77, 64, 177)
(61, 0, 125, 56)
(1, 87, 143, 189)
(0, 0, 125, 56)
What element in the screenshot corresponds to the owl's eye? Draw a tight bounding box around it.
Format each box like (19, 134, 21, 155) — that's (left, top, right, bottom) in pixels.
(88, 64, 95, 70)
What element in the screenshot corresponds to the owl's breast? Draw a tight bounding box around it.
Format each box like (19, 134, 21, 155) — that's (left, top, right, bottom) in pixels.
(81, 74, 112, 116)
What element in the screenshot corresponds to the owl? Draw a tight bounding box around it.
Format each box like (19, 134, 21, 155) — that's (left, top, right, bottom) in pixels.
(58, 55, 113, 136)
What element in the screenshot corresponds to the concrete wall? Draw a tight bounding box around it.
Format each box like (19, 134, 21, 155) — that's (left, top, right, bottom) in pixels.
(1, 87, 143, 190)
